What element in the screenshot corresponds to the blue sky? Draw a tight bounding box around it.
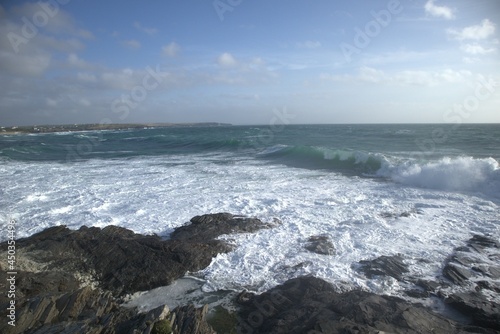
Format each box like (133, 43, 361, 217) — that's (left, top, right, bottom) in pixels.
(0, 0, 499, 126)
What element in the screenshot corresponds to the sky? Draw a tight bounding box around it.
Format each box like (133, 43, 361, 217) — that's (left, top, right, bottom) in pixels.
(0, 0, 499, 126)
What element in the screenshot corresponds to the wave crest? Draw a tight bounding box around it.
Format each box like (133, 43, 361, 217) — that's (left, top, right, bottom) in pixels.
(379, 156, 500, 196)
(258, 145, 386, 174)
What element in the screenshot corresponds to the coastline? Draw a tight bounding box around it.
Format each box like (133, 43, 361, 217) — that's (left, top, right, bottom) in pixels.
(1, 213, 499, 333)
(0, 122, 232, 135)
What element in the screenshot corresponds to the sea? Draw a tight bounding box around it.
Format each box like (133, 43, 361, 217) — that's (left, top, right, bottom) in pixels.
(1, 124, 499, 307)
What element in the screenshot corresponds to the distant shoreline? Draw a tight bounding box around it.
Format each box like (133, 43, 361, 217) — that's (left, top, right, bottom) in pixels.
(0, 122, 232, 135)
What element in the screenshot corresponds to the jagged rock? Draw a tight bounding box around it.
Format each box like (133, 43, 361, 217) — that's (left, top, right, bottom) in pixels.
(3, 213, 269, 297)
(237, 276, 468, 334)
(170, 304, 215, 334)
(445, 292, 500, 331)
(437, 234, 500, 332)
(443, 263, 472, 285)
(357, 254, 409, 281)
(415, 279, 441, 293)
(304, 235, 335, 255)
(0, 213, 268, 334)
(468, 235, 499, 251)
(170, 213, 271, 242)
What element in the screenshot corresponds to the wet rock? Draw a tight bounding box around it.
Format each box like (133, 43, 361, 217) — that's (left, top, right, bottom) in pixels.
(237, 276, 466, 334)
(445, 292, 500, 331)
(304, 235, 336, 255)
(468, 235, 499, 251)
(4, 213, 269, 297)
(443, 263, 472, 285)
(357, 254, 409, 281)
(0, 213, 269, 334)
(415, 279, 441, 294)
(170, 304, 215, 334)
(437, 234, 500, 332)
(171, 213, 271, 242)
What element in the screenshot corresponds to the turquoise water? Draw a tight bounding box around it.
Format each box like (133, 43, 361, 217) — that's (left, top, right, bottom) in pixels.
(1, 124, 499, 296)
(1, 123, 499, 164)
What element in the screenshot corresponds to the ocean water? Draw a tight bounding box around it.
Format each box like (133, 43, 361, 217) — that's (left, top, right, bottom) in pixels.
(1, 124, 499, 302)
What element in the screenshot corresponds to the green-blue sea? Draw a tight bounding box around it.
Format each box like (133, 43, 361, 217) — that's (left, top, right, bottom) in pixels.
(1, 124, 499, 296)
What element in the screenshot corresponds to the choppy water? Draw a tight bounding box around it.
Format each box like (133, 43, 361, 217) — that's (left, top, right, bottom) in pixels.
(1, 124, 499, 299)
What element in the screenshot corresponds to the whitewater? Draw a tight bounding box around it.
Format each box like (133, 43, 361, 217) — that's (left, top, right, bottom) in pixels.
(1, 124, 499, 303)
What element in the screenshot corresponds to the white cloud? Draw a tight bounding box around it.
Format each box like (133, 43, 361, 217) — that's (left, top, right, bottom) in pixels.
(0, 49, 51, 76)
(162, 42, 180, 57)
(448, 19, 496, 41)
(79, 98, 91, 107)
(296, 40, 321, 49)
(322, 67, 472, 87)
(11, 2, 93, 38)
(424, 0, 455, 20)
(217, 53, 238, 67)
(67, 53, 93, 68)
(133, 21, 158, 35)
(46, 98, 58, 107)
(101, 68, 137, 90)
(122, 39, 141, 49)
(460, 43, 495, 55)
(77, 72, 97, 83)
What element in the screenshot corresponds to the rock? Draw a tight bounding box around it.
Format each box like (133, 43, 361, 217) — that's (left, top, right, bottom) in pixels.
(304, 235, 335, 255)
(443, 263, 472, 285)
(237, 276, 467, 334)
(3, 213, 269, 297)
(170, 304, 215, 334)
(445, 292, 500, 331)
(435, 234, 500, 332)
(468, 235, 499, 251)
(0, 213, 269, 334)
(415, 279, 441, 294)
(4, 284, 214, 334)
(357, 255, 409, 281)
(170, 213, 271, 242)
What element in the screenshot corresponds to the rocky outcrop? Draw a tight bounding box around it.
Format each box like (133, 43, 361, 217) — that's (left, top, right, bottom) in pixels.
(4, 213, 269, 297)
(236, 276, 471, 334)
(1, 214, 499, 333)
(357, 254, 409, 281)
(170, 213, 272, 243)
(304, 235, 335, 255)
(440, 235, 500, 331)
(6, 286, 214, 334)
(0, 213, 270, 334)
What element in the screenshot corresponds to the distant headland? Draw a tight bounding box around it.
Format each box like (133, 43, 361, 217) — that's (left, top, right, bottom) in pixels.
(0, 122, 232, 135)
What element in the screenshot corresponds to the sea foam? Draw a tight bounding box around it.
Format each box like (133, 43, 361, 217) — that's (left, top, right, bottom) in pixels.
(378, 156, 500, 198)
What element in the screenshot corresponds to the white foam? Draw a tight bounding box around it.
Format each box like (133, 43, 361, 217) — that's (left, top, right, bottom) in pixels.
(1, 154, 499, 301)
(378, 156, 500, 198)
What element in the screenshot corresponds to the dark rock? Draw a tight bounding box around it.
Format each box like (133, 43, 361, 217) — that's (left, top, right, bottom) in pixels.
(468, 235, 499, 251)
(170, 304, 215, 334)
(451, 252, 476, 266)
(433, 234, 500, 332)
(445, 292, 500, 331)
(405, 288, 429, 298)
(477, 281, 500, 293)
(170, 213, 271, 242)
(304, 235, 335, 255)
(416, 279, 441, 293)
(443, 263, 472, 285)
(0, 213, 269, 334)
(5, 213, 269, 297)
(4, 284, 214, 334)
(237, 276, 466, 334)
(357, 254, 409, 281)
(380, 210, 417, 218)
(236, 291, 256, 306)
